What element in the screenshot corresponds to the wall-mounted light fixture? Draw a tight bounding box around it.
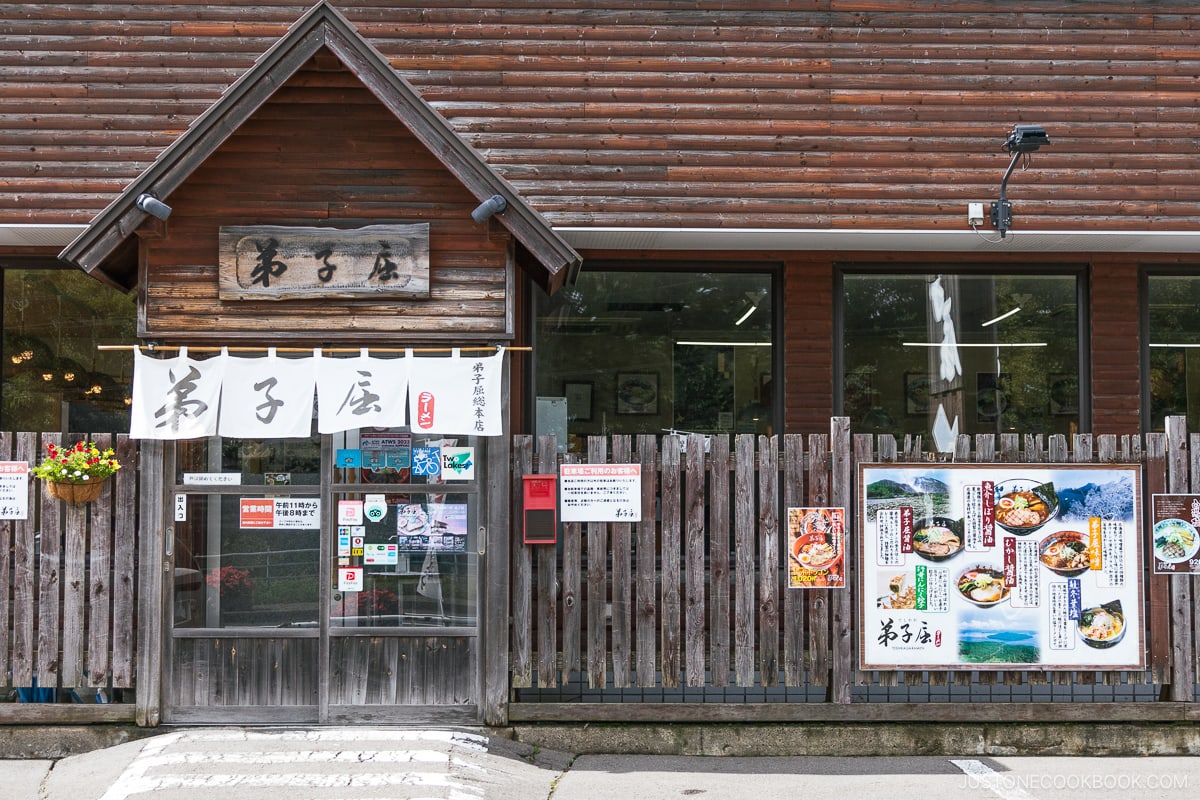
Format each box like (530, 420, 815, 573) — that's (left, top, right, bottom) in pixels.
(471, 194, 507, 223)
(969, 124, 1050, 240)
(135, 192, 172, 221)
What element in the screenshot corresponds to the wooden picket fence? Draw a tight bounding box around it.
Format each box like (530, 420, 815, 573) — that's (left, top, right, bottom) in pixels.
(6, 421, 1200, 726)
(508, 418, 1200, 721)
(0, 432, 140, 723)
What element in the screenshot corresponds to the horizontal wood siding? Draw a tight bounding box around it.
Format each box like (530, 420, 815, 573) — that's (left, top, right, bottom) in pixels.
(140, 57, 511, 342)
(1091, 256, 1142, 433)
(784, 255, 835, 431)
(3, 3, 1199, 234)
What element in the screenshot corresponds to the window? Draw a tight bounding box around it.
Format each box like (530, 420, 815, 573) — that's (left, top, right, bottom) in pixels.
(1146, 273, 1200, 431)
(840, 270, 1082, 440)
(2, 267, 136, 432)
(533, 268, 775, 450)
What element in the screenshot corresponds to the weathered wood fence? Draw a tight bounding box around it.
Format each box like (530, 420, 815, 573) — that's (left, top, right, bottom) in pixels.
(7, 421, 1200, 726)
(0, 432, 140, 723)
(509, 418, 1200, 721)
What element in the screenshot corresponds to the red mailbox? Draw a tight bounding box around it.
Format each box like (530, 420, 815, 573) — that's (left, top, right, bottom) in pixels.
(521, 474, 558, 544)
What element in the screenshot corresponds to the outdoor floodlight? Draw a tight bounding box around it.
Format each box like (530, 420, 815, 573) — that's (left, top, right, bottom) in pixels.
(471, 194, 507, 223)
(1003, 124, 1051, 155)
(135, 192, 172, 221)
(986, 123, 1051, 239)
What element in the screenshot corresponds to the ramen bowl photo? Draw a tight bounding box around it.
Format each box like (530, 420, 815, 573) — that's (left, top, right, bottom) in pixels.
(912, 516, 964, 562)
(792, 532, 840, 571)
(956, 564, 1010, 607)
(1153, 518, 1199, 564)
(994, 479, 1059, 535)
(1078, 601, 1126, 649)
(1038, 530, 1091, 578)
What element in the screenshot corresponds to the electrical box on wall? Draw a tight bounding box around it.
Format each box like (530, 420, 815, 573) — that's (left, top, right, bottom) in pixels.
(522, 474, 558, 544)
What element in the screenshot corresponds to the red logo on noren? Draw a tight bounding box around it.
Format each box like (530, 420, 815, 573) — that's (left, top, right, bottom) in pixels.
(417, 391, 435, 429)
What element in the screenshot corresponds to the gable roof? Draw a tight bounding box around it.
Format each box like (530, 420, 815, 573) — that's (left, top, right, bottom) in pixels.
(58, 0, 580, 293)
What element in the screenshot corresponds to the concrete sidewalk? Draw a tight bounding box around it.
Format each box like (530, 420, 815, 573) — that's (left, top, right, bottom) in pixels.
(6, 728, 1200, 800)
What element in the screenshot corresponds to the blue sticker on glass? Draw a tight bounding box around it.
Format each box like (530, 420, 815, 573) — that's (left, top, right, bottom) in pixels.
(411, 446, 441, 476)
(336, 449, 362, 469)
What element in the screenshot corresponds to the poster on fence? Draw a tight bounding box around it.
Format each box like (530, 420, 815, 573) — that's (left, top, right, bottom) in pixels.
(859, 463, 1143, 670)
(1149, 494, 1200, 574)
(0, 461, 28, 519)
(786, 507, 846, 588)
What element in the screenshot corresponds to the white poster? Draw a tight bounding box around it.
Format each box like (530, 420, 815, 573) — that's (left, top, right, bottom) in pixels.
(218, 349, 315, 438)
(130, 347, 226, 439)
(0, 462, 29, 520)
(408, 348, 504, 435)
(316, 350, 409, 434)
(859, 463, 1143, 671)
(560, 463, 642, 522)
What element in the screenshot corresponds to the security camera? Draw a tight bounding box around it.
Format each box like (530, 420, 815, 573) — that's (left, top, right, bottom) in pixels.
(967, 202, 985, 227)
(471, 194, 507, 224)
(135, 193, 172, 221)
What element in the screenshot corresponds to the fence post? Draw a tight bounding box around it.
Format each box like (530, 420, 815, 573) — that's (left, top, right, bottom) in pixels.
(134, 439, 164, 727)
(1165, 416, 1195, 701)
(830, 417, 852, 703)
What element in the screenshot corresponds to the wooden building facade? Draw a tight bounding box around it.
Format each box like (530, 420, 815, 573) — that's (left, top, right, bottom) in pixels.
(3, 2, 1200, 726)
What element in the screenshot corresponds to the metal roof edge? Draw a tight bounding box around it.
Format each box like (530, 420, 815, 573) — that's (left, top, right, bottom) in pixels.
(556, 228, 1200, 254)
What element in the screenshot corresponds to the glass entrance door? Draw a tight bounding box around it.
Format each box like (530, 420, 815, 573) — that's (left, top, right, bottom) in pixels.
(165, 428, 483, 724)
(326, 428, 481, 721)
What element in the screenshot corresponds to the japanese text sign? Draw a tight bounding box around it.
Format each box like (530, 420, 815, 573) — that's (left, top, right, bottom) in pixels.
(559, 464, 642, 522)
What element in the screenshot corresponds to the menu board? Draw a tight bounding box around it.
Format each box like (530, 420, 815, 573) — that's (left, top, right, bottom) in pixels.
(1149, 494, 1200, 574)
(859, 464, 1143, 670)
(787, 507, 846, 588)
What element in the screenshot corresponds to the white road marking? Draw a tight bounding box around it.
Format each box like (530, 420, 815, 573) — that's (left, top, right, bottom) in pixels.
(98, 728, 488, 800)
(951, 758, 1039, 800)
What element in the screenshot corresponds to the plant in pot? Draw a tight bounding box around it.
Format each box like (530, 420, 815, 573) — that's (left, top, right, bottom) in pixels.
(207, 565, 254, 613)
(30, 440, 121, 504)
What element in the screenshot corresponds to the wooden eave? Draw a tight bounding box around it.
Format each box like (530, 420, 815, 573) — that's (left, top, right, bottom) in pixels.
(57, 0, 580, 295)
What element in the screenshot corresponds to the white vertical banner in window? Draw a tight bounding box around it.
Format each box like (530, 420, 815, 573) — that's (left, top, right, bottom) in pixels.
(408, 347, 504, 436)
(316, 348, 409, 434)
(130, 346, 227, 440)
(219, 348, 316, 438)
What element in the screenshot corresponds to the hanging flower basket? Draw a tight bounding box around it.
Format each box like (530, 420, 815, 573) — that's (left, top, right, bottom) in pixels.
(31, 440, 122, 505)
(46, 478, 108, 504)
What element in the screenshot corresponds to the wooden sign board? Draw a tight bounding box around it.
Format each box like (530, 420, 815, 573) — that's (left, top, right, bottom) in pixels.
(218, 224, 430, 300)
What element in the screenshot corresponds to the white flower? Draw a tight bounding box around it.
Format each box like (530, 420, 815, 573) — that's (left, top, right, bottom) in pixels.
(82, 475, 91, 481)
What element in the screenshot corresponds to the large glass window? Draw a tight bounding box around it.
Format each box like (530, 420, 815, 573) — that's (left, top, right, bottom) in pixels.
(2, 267, 136, 432)
(840, 271, 1082, 441)
(533, 268, 775, 450)
(1146, 273, 1200, 431)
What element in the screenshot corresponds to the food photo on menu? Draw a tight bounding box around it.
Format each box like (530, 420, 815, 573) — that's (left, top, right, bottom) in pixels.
(858, 464, 1142, 671)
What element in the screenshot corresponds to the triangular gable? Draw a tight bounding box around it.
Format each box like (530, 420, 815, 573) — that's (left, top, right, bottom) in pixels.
(59, 0, 580, 294)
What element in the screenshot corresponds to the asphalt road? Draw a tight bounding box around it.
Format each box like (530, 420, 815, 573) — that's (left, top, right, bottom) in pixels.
(5, 728, 1200, 800)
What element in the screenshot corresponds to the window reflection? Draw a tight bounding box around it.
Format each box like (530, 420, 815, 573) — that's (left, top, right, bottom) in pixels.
(841, 272, 1081, 440)
(534, 269, 775, 451)
(1147, 274, 1200, 431)
(2, 268, 136, 432)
